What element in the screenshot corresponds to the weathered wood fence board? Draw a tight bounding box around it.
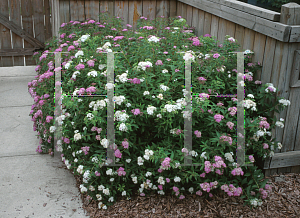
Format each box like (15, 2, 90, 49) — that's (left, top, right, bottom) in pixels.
(0, 0, 51, 67)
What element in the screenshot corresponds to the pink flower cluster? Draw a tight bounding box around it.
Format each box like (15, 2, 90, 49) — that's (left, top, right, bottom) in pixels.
(117, 167, 126, 176)
(128, 78, 141, 84)
(161, 157, 171, 170)
(113, 36, 125, 41)
(114, 149, 122, 158)
(204, 156, 226, 175)
(81, 146, 90, 155)
(122, 138, 129, 149)
(131, 108, 143, 116)
(228, 107, 237, 116)
(221, 184, 243, 196)
(155, 60, 163, 65)
(231, 167, 244, 176)
(214, 114, 224, 123)
(219, 135, 233, 146)
(194, 130, 201, 138)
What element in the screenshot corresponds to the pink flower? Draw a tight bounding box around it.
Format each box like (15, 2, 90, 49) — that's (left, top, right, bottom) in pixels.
(81, 146, 90, 155)
(91, 126, 97, 131)
(75, 64, 85, 70)
(213, 53, 220, 58)
(166, 178, 170, 183)
(68, 45, 75, 52)
(249, 155, 255, 163)
(88, 20, 95, 24)
(200, 173, 205, 178)
(122, 139, 129, 149)
(158, 185, 163, 190)
(179, 195, 185, 199)
(155, 60, 163, 65)
(95, 171, 101, 176)
(86, 86, 96, 93)
(60, 33, 66, 38)
(204, 34, 211, 37)
(96, 135, 101, 140)
(46, 116, 53, 123)
(214, 114, 224, 123)
(263, 143, 269, 149)
(173, 186, 179, 192)
(175, 69, 180, 72)
(131, 109, 141, 115)
(115, 149, 122, 158)
(194, 130, 201, 138)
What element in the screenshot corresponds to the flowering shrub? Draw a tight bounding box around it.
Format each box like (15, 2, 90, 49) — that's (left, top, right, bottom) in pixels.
(28, 12, 291, 210)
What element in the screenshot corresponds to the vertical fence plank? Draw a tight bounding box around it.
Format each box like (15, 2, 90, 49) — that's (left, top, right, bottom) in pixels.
(196, 9, 204, 37)
(224, 20, 236, 41)
(70, 0, 78, 21)
(211, 14, 219, 39)
(252, 32, 266, 81)
(169, 0, 176, 18)
(100, 1, 114, 21)
(44, 0, 52, 42)
(186, 4, 192, 28)
(51, 0, 60, 38)
(128, 1, 142, 31)
(180, 1, 186, 20)
(10, 0, 24, 66)
(21, 0, 35, 66)
(78, 0, 85, 21)
(261, 37, 276, 83)
(85, 0, 100, 21)
(203, 12, 211, 36)
(143, 0, 156, 21)
(115, 0, 128, 29)
(32, 0, 46, 45)
(60, 0, 69, 24)
(156, 0, 169, 18)
(234, 24, 244, 52)
(191, 7, 198, 36)
(242, 28, 255, 53)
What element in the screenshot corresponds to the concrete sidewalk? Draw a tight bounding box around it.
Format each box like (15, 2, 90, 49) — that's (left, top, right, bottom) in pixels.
(0, 66, 88, 218)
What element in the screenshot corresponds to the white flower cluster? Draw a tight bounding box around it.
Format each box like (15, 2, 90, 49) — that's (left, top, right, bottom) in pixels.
(265, 83, 276, 93)
(243, 99, 257, 111)
(148, 36, 160, 43)
(159, 84, 170, 92)
(83, 170, 91, 183)
(158, 176, 165, 185)
(75, 50, 84, 58)
(275, 121, 284, 128)
(64, 60, 73, 69)
(137, 61, 153, 71)
(147, 105, 157, 115)
(183, 50, 196, 62)
(278, 98, 291, 106)
(200, 152, 208, 160)
(71, 70, 80, 79)
(224, 152, 234, 162)
(97, 42, 112, 52)
(115, 111, 129, 122)
(116, 71, 128, 83)
(106, 168, 113, 176)
(188, 187, 194, 194)
(64, 159, 71, 169)
(87, 70, 98, 77)
(86, 113, 94, 120)
(131, 174, 138, 184)
(100, 138, 109, 148)
(143, 149, 154, 160)
(174, 176, 181, 183)
(99, 64, 106, 70)
(162, 69, 168, 74)
(50, 126, 56, 133)
(247, 94, 254, 98)
(112, 95, 126, 106)
(118, 123, 128, 132)
(145, 172, 152, 177)
(250, 198, 263, 207)
(79, 34, 90, 42)
(77, 165, 84, 174)
(189, 150, 198, 157)
(137, 156, 144, 166)
(89, 100, 106, 111)
(79, 184, 87, 193)
(74, 131, 82, 141)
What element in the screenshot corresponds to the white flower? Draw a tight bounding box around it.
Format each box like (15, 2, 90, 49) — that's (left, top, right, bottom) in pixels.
(278, 99, 290, 106)
(86, 113, 94, 120)
(106, 169, 113, 176)
(98, 64, 106, 70)
(228, 37, 235, 42)
(75, 50, 84, 58)
(157, 114, 162, 118)
(101, 138, 109, 148)
(148, 36, 160, 43)
(159, 84, 170, 92)
(132, 176, 138, 184)
(77, 165, 84, 174)
(50, 126, 56, 133)
(119, 123, 128, 132)
(64, 61, 72, 69)
(162, 69, 168, 74)
(74, 133, 81, 141)
(126, 103, 131, 107)
(165, 104, 177, 113)
(122, 191, 126, 196)
(205, 54, 210, 59)
(138, 157, 144, 166)
(110, 178, 114, 182)
(158, 190, 165, 195)
(146, 172, 152, 177)
(275, 121, 284, 128)
(158, 176, 165, 185)
(87, 70, 98, 77)
(96, 194, 102, 201)
(189, 187, 194, 194)
(269, 151, 274, 157)
(80, 184, 87, 193)
(143, 91, 150, 95)
(74, 158, 78, 163)
(280, 118, 284, 122)
(183, 51, 196, 62)
(112, 95, 126, 105)
(98, 185, 105, 191)
(152, 95, 156, 98)
(71, 71, 80, 79)
(174, 176, 181, 182)
(116, 73, 128, 83)
(277, 143, 282, 149)
(244, 49, 251, 54)
(157, 93, 163, 100)
(200, 152, 208, 160)
(108, 197, 114, 202)
(247, 94, 254, 98)
(137, 61, 153, 71)
(102, 205, 107, 210)
(173, 27, 180, 29)
(80, 34, 90, 42)
(103, 188, 110, 195)
(126, 159, 131, 163)
(147, 105, 157, 115)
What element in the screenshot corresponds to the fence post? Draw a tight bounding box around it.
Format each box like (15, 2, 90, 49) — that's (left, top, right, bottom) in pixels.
(51, 0, 60, 39)
(280, 2, 300, 25)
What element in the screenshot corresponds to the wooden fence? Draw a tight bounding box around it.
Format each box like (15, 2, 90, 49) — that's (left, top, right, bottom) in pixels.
(0, 0, 52, 67)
